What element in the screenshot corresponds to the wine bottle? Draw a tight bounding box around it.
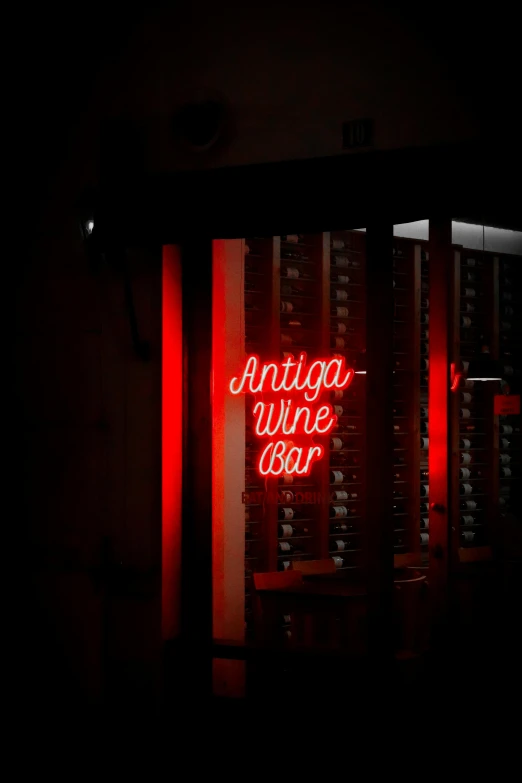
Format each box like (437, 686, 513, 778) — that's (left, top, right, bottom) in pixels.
(420, 437, 429, 449)
(280, 333, 294, 346)
(462, 287, 476, 297)
(500, 453, 511, 465)
(465, 258, 476, 267)
(332, 273, 350, 284)
(460, 483, 473, 495)
(420, 329, 429, 340)
(278, 507, 295, 521)
(421, 298, 429, 308)
(332, 539, 354, 552)
(420, 406, 428, 418)
(463, 271, 476, 282)
(420, 358, 429, 371)
(459, 438, 471, 449)
(420, 421, 429, 435)
(500, 425, 517, 434)
(278, 540, 305, 556)
(331, 305, 349, 317)
(333, 288, 349, 301)
(279, 561, 291, 571)
(420, 468, 429, 480)
(463, 302, 475, 313)
(421, 342, 429, 355)
(332, 555, 351, 568)
(420, 502, 430, 512)
(461, 530, 475, 543)
(500, 438, 510, 448)
(331, 239, 346, 250)
(464, 378, 474, 389)
(461, 392, 473, 404)
(332, 489, 357, 501)
(461, 316, 473, 328)
(332, 336, 346, 349)
(500, 466, 512, 477)
(460, 408, 471, 419)
(332, 255, 350, 268)
(330, 470, 356, 484)
(420, 484, 429, 496)
(461, 452, 472, 466)
(460, 515, 475, 525)
(282, 266, 301, 279)
(280, 300, 294, 313)
(420, 312, 429, 324)
(420, 533, 429, 545)
(460, 499, 477, 511)
(281, 284, 302, 296)
(330, 505, 350, 518)
(278, 523, 309, 538)
(420, 517, 429, 530)
(331, 522, 355, 534)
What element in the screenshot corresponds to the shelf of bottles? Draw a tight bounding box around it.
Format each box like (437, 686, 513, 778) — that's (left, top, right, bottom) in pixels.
(419, 243, 430, 561)
(498, 255, 520, 524)
(244, 236, 276, 635)
(457, 251, 489, 549)
(328, 230, 366, 571)
(392, 238, 422, 562)
(277, 233, 327, 571)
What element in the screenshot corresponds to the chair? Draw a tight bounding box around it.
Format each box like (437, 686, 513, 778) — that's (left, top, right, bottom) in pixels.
(253, 570, 303, 591)
(292, 559, 337, 576)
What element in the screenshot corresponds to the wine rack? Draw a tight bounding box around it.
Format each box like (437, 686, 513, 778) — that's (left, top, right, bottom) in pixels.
(238, 230, 521, 639)
(449, 249, 502, 562)
(498, 255, 521, 525)
(391, 237, 423, 565)
(328, 230, 366, 572)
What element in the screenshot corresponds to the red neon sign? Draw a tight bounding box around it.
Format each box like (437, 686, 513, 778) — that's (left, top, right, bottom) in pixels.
(229, 353, 355, 476)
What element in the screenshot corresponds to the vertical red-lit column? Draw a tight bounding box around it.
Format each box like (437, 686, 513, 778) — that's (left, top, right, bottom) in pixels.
(428, 219, 453, 637)
(162, 246, 183, 640)
(212, 239, 246, 697)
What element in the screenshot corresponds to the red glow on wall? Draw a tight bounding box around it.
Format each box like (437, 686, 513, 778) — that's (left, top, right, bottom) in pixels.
(230, 352, 354, 476)
(162, 246, 182, 640)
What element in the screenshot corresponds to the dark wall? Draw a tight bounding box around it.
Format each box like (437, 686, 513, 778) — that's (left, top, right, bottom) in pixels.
(15, 1, 519, 712)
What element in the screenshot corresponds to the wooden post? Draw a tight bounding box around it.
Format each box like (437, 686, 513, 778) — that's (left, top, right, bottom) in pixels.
(428, 219, 453, 640)
(365, 224, 394, 665)
(212, 239, 246, 697)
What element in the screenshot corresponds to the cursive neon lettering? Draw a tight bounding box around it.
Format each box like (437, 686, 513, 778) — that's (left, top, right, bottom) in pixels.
(229, 353, 355, 476)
